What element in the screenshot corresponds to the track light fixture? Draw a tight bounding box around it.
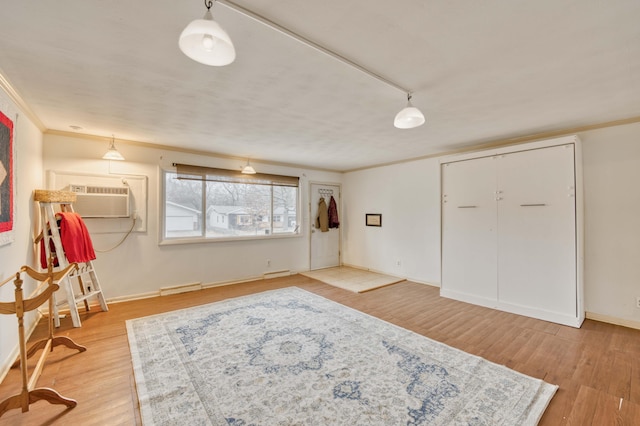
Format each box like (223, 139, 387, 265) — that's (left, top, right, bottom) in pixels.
(183, 0, 425, 127)
(219, 0, 425, 129)
(179, 0, 236, 66)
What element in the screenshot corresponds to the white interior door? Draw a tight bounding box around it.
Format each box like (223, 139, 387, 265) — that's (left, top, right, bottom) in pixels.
(441, 157, 499, 304)
(310, 183, 340, 270)
(497, 145, 577, 316)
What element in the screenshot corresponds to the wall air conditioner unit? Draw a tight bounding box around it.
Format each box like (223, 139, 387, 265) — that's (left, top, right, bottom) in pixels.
(68, 184, 130, 218)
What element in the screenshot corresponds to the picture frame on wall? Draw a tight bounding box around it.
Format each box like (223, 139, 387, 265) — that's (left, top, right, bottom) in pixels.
(365, 213, 382, 227)
(0, 109, 14, 246)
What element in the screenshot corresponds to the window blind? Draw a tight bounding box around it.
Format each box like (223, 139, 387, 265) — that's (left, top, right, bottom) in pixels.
(173, 163, 299, 187)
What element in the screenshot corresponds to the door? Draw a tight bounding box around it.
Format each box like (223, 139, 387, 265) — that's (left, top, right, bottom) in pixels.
(496, 145, 577, 316)
(310, 183, 340, 270)
(441, 156, 499, 304)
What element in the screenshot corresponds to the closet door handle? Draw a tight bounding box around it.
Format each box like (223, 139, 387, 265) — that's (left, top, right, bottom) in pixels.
(457, 205, 478, 209)
(520, 204, 547, 207)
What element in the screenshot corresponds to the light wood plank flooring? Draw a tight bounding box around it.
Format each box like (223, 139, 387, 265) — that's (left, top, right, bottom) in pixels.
(1, 275, 639, 425)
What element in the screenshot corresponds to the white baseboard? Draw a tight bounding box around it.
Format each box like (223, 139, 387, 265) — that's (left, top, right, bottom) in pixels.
(340, 263, 401, 278)
(105, 276, 270, 304)
(100, 286, 640, 332)
(408, 279, 440, 288)
(586, 311, 640, 330)
(106, 291, 159, 303)
(0, 310, 43, 384)
(202, 276, 263, 289)
(339, 263, 439, 288)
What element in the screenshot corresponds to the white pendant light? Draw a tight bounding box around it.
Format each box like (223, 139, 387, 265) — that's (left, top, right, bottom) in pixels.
(102, 135, 125, 161)
(178, 1, 426, 127)
(394, 93, 425, 129)
(179, 0, 235, 66)
(241, 159, 256, 174)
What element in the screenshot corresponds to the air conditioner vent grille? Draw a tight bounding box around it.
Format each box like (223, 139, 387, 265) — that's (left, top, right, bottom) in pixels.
(84, 186, 129, 195)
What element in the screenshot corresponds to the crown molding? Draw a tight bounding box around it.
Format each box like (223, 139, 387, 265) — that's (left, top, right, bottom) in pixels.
(344, 115, 640, 173)
(44, 129, 341, 174)
(0, 69, 46, 131)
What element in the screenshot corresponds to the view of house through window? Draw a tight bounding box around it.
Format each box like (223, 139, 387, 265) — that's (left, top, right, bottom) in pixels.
(163, 167, 299, 241)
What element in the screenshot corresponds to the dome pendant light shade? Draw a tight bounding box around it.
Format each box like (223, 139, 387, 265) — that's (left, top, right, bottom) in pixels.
(241, 159, 256, 174)
(394, 94, 425, 129)
(102, 135, 125, 161)
(179, 3, 235, 66)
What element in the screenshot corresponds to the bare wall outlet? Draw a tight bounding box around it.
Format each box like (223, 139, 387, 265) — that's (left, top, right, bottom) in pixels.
(636, 296, 640, 309)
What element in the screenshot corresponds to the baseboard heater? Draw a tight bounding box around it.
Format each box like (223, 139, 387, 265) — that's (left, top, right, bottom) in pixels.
(160, 282, 202, 296)
(263, 270, 290, 279)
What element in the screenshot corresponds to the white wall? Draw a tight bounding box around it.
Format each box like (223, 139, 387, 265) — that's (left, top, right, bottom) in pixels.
(581, 122, 640, 324)
(343, 122, 640, 327)
(342, 158, 441, 284)
(4, 105, 639, 382)
(0, 91, 44, 377)
(43, 133, 342, 300)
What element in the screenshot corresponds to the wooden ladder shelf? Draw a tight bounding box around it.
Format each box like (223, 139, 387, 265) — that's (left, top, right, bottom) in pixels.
(34, 190, 108, 327)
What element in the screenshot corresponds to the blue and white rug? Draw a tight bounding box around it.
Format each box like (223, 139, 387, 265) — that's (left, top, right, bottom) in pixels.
(126, 287, 557, 425)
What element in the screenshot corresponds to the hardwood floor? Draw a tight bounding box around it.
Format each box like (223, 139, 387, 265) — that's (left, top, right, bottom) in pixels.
(1, 275, 639, 425)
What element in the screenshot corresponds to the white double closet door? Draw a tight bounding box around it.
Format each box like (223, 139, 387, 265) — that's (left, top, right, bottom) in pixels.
(442, 143, 579, 326)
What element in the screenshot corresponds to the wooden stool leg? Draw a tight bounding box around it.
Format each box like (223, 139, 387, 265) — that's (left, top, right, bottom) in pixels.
(29, 388, 77, 409)
(0, 265, 84, 418)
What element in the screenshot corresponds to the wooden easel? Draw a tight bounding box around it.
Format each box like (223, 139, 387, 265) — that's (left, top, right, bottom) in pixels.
(0, 262, 86, 418)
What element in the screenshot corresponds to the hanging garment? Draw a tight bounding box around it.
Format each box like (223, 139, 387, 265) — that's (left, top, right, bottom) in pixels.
(58, 212, 96, 263)
(316, 197, 329, 232)
(40, 212, 96, 268)
(328, 195, 339, 229)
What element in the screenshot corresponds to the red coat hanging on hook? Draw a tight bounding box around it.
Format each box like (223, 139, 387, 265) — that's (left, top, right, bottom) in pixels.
(328, 196, 339, 229)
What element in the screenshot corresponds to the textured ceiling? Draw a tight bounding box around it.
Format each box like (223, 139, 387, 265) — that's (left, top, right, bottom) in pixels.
(0, 0, 639, 171)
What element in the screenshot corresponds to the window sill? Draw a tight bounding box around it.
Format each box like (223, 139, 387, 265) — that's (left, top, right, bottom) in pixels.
(158, 231, 304, 246)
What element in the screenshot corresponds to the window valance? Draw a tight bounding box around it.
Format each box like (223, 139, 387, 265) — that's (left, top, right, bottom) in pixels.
(173, 163, 299, 187)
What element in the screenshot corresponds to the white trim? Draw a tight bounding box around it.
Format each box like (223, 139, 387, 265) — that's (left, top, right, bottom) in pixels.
(573, 139, 585, 325)
(308, 181, 342, 270)
(586, 312, 640, 331)
(0, 310, 43, 383)
(439, 136, 584, 327)
(159, 167, 302, 245)
(0, 69, 45, 131)
(338, 263, 440, 288)
(439, 135, 579, 165)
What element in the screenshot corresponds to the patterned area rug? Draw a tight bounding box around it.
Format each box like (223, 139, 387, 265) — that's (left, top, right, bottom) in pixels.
(127, 288, 557, 425)
(300, 266, 405, 292)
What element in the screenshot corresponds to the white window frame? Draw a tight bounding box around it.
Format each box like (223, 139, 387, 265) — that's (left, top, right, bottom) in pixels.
(160, 165, 301, 245)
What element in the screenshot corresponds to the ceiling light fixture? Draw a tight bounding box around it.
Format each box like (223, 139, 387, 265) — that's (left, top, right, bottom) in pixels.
(241, 159, 256, 174)
(394, 93, 426, 129)
(179, 0, 236, 66)
(102, 135, 125, 161)
(215, 0, 425, 129)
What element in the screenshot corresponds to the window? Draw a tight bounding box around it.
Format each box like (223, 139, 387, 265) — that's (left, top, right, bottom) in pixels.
(162, 164, 300, 242)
